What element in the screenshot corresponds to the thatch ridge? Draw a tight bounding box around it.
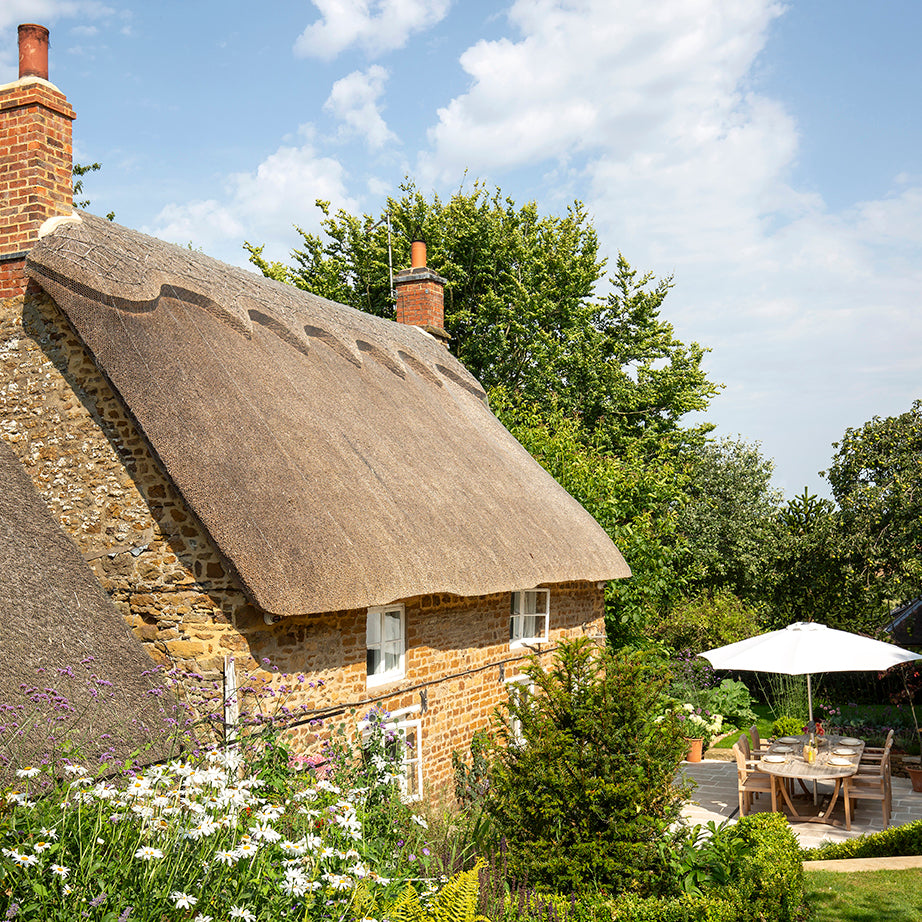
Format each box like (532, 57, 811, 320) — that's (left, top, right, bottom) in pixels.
(27, 213, 630, 616)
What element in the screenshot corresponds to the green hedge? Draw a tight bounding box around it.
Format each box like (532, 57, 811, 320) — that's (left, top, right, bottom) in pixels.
(804, 818, 922, 861)
(503, 813, 805, 922)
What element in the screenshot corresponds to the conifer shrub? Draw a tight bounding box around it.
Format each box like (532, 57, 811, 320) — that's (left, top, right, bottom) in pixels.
(486, 638, 690, 894)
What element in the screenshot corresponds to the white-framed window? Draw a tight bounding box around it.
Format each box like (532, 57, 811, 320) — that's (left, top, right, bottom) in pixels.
(388, 717, 423, 801)
(510, 589, 550, 646)
(366, 603, 405, 686)
(503, 673, 534, 746)
(359, 707, 423, 801)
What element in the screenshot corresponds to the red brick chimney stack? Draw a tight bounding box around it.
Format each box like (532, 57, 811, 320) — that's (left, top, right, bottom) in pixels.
(393, 240, 449, 345)
(0, 24, 75, 299)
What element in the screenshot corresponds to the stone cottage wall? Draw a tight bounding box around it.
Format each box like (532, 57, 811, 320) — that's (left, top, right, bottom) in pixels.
(1, 289, 607, 795)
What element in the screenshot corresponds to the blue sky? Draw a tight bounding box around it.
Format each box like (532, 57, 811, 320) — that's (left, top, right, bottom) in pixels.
(2, 1, 920, 500)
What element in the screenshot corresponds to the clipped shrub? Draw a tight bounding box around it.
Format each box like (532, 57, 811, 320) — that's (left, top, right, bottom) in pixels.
(771, 715, 804, 739)
(573, 813, 805, 922)
(804, 818, 922, 861)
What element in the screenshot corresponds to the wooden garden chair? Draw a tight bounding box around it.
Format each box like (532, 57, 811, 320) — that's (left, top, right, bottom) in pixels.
(733, 741, 776, 817)
(845, 740, 892, 829)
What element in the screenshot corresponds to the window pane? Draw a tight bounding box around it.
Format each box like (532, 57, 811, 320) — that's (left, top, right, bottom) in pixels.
(384, 609, 402, 641)
(367, 610, 381, 645)
(384, 647, 400, 673)
(367, 647, 381, 675)
(522, 591, 537, 615)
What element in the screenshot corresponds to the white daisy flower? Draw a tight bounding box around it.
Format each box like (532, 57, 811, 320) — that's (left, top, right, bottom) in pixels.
(171, 892, 198, 909)
(9, 849, 38, 867)
(16, 766, 40, 778)
(213, 849, 238, 866)
(229, 907, 256, 921)
(50, 864, 70, 878)
(134, 845, 163, 861)
(63, 764, 87, 776)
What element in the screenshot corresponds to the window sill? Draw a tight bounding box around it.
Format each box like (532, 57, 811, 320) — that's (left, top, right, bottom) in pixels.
(366, 671, 405, 690)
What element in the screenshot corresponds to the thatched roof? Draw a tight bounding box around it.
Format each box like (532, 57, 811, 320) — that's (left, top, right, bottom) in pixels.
(0, 440, 176, 780)
(27, 213, 630, 616)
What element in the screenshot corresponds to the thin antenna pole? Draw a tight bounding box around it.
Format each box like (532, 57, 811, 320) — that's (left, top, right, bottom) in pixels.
(386, 209, 394, 301)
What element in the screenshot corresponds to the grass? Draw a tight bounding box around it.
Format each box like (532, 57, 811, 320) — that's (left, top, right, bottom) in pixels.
(805, 869, 922, 921)
(714, 704, 774, 749)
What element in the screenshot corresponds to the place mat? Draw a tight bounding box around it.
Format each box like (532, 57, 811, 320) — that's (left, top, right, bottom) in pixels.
(829, 756, 853, 766)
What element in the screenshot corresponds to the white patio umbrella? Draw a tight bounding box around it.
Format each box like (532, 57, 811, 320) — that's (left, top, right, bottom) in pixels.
(700, 621, 922, 723)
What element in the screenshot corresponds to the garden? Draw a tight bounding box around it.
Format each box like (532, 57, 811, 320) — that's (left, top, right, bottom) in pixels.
(0, 639, 823, 922)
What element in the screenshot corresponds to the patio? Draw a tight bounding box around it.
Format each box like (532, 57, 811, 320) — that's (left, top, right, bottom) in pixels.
(680, 757, 922, 849)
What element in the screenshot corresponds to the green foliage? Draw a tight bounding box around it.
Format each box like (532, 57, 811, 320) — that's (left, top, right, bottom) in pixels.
(771, 715, 805, 738)
(804, 818, 922, 861)
(72, 161, 115, 221)
(389, 859, 491, 922)
(650, 590, 761, 653)
(676, 438, 782, 602)
(699, 679, 757, 730)
(827, 399, 922, 613)
(549, 814, 804, 921)
(486, 638, 690, 893)
(766, 489, 857, 631)
(452, 729, 493, 808)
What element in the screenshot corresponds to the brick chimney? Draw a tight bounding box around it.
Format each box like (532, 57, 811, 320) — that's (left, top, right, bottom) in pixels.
(393, 240, 449, 344)
(0, 24, 75, 299)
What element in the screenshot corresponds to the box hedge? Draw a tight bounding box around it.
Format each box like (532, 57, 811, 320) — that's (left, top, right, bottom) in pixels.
(804, 818, 922, 861)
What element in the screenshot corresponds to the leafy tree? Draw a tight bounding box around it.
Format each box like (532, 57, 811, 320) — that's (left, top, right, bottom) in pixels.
(675, 437, 782, 602)
(826, 400, 922, 609)
(486, 637, 689, 893)
(246, 181, 718, 458)
(767, 489, 863, 631)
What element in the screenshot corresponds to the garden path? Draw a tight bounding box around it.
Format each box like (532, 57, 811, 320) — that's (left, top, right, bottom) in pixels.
(679, 759, 922, 849)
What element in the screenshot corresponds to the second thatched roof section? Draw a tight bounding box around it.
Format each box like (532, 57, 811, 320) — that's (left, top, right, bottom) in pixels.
(27, 213, 630, 617)
(0, 440, 178, 781)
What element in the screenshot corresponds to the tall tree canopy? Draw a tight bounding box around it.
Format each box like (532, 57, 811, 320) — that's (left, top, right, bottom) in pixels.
(246, 181, 718, 458)
(826, 400, 922, 608)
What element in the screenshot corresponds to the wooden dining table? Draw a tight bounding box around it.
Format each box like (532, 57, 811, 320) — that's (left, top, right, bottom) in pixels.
(757, 734, 865, 827)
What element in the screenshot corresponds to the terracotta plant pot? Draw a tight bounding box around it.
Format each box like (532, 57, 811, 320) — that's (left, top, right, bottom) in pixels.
(906, 765, 922, 793)
(685, 737, 704, 763)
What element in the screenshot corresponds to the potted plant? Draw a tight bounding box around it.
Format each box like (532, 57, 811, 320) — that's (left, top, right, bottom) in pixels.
(677, 704, 723, 761)
(900, 669, 922, 792)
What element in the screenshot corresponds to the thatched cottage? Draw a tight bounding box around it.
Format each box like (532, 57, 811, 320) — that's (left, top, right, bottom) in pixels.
(0, 25, 629, 795)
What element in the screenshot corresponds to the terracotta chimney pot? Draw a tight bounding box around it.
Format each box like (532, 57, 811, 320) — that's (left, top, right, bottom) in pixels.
(18, 24, 50, 80)
(410, 240, 427, 269)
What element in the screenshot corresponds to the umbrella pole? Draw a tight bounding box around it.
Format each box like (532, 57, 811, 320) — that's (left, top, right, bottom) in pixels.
(807, 674, 818, 806)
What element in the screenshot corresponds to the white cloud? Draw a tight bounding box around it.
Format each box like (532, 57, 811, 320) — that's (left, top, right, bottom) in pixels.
(416, 0, 922, 495)
(147, 131, 358, 266)
(324, 65, 396, 149)
(294, 0, 451, 60)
